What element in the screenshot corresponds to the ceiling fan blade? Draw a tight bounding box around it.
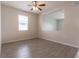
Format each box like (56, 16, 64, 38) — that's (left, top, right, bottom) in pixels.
(39, 4, 46, 6)
(30, 8, 33, 11)
(38, 8, 42, 11)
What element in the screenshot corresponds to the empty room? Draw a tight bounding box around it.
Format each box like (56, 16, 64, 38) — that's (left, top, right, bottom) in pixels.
(0, 1, 79, 58)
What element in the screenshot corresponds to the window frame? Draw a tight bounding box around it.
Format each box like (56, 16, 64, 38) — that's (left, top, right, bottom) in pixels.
(18, 15, 28, 31)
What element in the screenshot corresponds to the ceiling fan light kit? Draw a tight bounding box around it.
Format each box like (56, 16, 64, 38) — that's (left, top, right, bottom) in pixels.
(28, 1, 46, 11)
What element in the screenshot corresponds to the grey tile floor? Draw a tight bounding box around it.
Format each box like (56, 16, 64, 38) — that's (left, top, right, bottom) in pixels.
(1, 38, 78, 58)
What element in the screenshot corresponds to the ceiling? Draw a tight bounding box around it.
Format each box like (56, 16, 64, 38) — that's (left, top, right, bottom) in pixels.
(1, 1, 76, 14)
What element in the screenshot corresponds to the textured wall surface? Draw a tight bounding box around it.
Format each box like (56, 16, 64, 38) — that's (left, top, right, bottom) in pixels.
(39, 3, 79, 48)
(1, 5, 38, 44)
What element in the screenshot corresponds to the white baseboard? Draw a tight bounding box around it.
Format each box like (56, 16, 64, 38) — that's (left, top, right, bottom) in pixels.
(2, 36, 79, 48)
(39, 37, 79, 48)
(2, 37, 37, 44)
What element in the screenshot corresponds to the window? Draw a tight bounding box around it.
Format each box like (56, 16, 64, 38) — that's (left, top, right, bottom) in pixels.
(18, 15, 28, 31)
(56, 19, 64, 31)
(42, 10, 64, 31)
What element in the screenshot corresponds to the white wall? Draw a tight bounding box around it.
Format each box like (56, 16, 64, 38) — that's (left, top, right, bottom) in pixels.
(39, 3, 79, 48)
(1, 2, 79, 49)
(0, 2, 1, 57)
(1, 5, 38, 44)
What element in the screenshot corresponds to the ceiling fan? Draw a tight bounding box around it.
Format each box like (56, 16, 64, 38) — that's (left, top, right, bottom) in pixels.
(28, 1, 46, 11)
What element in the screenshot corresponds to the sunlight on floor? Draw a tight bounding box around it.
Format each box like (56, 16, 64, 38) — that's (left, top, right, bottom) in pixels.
(75, 49, 79, 58)
(17, 46, 31, 58)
